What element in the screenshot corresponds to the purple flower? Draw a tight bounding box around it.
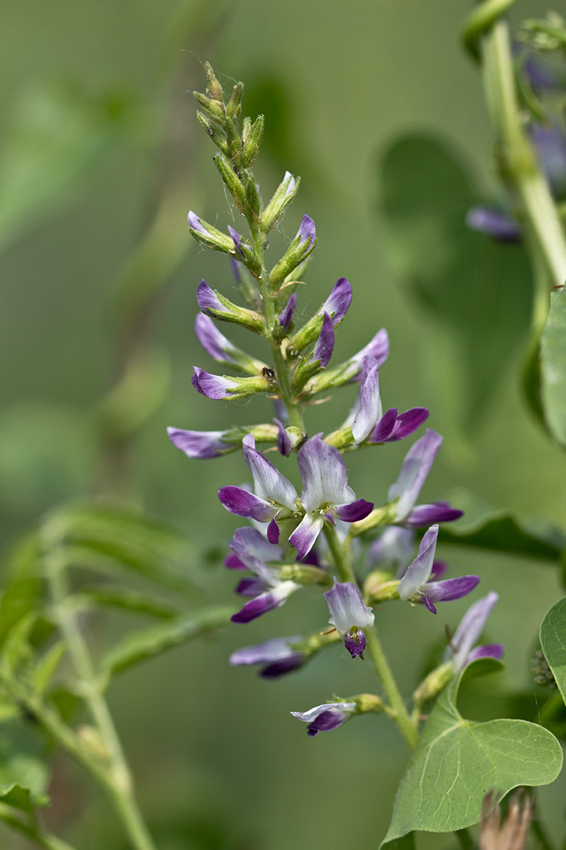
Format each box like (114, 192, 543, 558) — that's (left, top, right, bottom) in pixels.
(387, 429, 461, 525)
(445, 591, 503, 672)
(273, 418, 303, 457)
(397, 525, 479, 614)
(346, 357, 429, 444)
(324, 580, 375, 658)
(288, 435, 373, 559)
(225, 527, 298, 623)
(279, 293, 297, 332)
(321, 278, 352, 326)
(367, 526, 415, 571)
(230, 636, 306, 678)
(297, 214, 316, 250)
(466, 206, 521, 241)
(218, 435, 298, 538)
(195, 314, 265, 374)
(192, 367, 240, 399)
(167, 426, 231, 460)
(291, 702, 356, 737)
(197, 279, 225, 316)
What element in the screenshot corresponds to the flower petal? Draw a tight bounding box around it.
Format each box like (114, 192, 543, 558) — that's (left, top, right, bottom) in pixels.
(197, 278, 224, 314)
(297, 214, 316, 248)
(167, 426, 228, 459)
(274, 418, 293, 457)
(334, 498, 374, 522)
(324, 580, 375, 636)
(423, 575, 480, 602)
(279, 293, 297, 332)
(242, 435, 298, 510)
(352, 357, 382, 443)
(230, 636, 302, 666)
(224, 553, 246, 570)
(235, 577, 269, 597)
(291, 702, 356, 723)
(347, 328, 389, 379)
(322, 278, 352, 326)
(229, 526, 283, 564)
(267, 518, 280, 544)
(230, 581, 298, 623)
(344, 628, 366, 659)
(289, 513, 324, 560)
(386, 407, 429, 441)
(298, 434, 355, 511)
(397, 524, 439, 601)
(405, 501, 463, 526)
(466, 206, 521, 241)
(311, 312, 334, 368)
(192, 367, 237, 400)
(466, 643, 504, 664)
(389, 429, 443, 521)
(448, 591, 499, 667)
(369, 408, 399, 443)
(218, 486, 277, 521)
(195, 313, 236, 363)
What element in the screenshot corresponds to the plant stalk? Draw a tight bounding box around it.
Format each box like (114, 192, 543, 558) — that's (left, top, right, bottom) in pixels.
(44, 546, 157, 850)
(364, 628, 418, 749)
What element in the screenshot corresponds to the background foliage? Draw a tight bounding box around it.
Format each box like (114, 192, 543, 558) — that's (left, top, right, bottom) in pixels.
(0, 0, 565, 848)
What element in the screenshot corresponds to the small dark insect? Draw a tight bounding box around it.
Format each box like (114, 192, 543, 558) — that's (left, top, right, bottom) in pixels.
(262, 367, 275, 379)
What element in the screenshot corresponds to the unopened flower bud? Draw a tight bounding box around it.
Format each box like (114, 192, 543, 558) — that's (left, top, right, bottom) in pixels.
(227, 81, 244, 119)
(188, 212, 234, 253)
(215, 154, 247, 211)
(197, 280, 264, 332)
(261, 171, 300, 233)
(269, 215, 317, 287)
(242, 115, 265, 168)
(278, 564, 332, 587)
(204, 62, 224, 102)
(413, 661, 454, 707)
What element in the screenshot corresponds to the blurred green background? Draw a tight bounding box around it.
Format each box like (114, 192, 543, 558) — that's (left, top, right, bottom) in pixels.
(1, 0, 565, 848)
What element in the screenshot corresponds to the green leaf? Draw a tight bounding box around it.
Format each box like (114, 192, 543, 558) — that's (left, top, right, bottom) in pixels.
(48, 502, 198, 595)
(78, 586, 179, 619)
(380, 135, 532, 431)
(99, 605, 235, 685)
(0, 720, 49, 808)
(0, 783, 35, 814)
(32, 641, 67, 696)
(437, 512, 563, 562)
(383, 659, 562, 843)
(0, 534, 43, 647)
(541, 286, 566, 448)
(540, 596, 566, 705)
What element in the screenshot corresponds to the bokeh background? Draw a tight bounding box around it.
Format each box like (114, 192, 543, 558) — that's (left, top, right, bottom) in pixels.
(1, 0, 565, 848)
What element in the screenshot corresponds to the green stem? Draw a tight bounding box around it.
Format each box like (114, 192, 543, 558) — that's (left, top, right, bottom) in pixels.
(323, 525, 356, 583)
(250, 221, 305, 431)
(482, 20, 566, 290)
(364, 628, 418, 749)
(44, 544, 156, 850)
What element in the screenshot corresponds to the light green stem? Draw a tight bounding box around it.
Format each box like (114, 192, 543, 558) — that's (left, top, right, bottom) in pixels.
(44, 546, 157, 850)
(364, 628, 418, 749)
(482, 20, 566, 290)
(323, 525, 356, 583)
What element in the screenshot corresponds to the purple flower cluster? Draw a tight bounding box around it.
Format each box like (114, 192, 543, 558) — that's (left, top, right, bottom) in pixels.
(172, 188, 503, 743)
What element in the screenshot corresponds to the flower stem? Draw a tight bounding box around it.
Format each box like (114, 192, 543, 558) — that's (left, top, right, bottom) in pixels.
(323, 525, 356, 583)
(43, 538, 157, 850)
(364, 627, 418, 749)
(482, 19, 566, 290)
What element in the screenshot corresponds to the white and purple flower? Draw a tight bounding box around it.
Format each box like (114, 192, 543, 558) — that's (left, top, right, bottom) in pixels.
(388, 429, 463, 526)
(324, 580, 375, 658)
(230, 636, 306, 678)
(397, 525, 479, 614)
(347, 356, 429, 444)
(291, 702, 356, 737)
(218, 435, 298, 543)
(195, 313, 266, 374)
(288, 435, 373, 559)
(226, 527, 299, 623)
(167, 427, 231, 460)
(445, 591, 504, 672)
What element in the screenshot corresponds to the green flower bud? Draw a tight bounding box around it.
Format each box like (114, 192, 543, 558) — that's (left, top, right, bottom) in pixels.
(194, 91, 225, 123)
(261, 171, 300, 234)
(196, 111, 230, 153)
(204, 62, 224, 102)
(215, 153, 247, 211)
(242, 115, 265, 168)
(278, 564, 333, 587)
(227, 82, 244, 119)
(413, 662, 454, 707)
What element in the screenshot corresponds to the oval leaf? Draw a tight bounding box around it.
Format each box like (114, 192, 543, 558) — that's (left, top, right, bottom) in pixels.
(540, 596, 566, 705)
